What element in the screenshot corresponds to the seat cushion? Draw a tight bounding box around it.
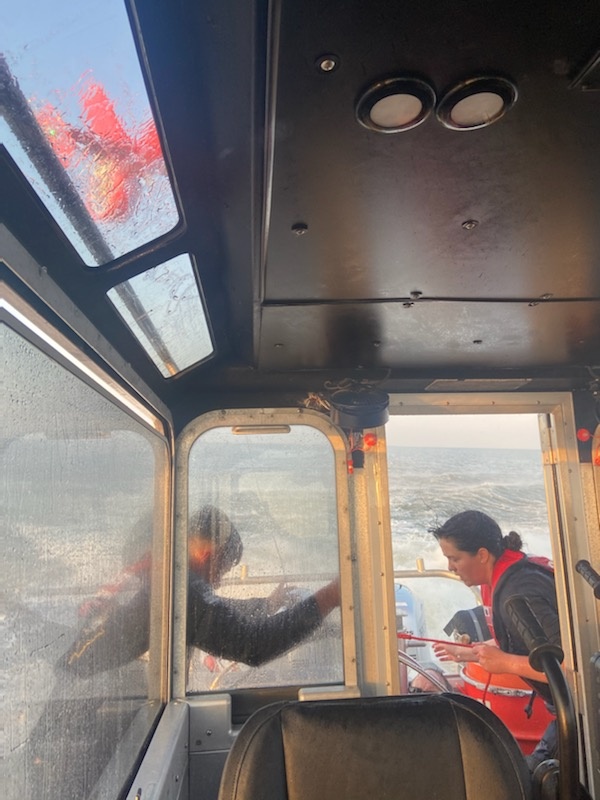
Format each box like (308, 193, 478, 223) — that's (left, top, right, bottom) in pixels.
(218, 693, 532, 800)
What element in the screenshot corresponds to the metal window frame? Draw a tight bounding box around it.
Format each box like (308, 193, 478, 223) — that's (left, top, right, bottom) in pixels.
(1, 224, 172, 431)
(2, 235, 175, 797)
(173, 407, 358, 699)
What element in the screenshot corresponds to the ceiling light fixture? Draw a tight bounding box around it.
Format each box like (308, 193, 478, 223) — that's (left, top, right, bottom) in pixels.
(356, 77, 436, 133)
(436, 76, 517, 130)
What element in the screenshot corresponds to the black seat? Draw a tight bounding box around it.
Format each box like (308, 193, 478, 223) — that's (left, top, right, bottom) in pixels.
(218, 693, 532, 800)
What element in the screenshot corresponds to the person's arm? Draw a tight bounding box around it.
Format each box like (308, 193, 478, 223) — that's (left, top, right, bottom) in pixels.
(216, 580, 336, 616)
(187, 576, 340, 667)
(432, 641, 480, 663)
(312, 577, 340, 618)
(472, 642, 549, 683)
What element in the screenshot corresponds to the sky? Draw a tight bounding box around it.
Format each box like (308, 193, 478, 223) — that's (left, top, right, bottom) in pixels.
(386, 413, 542, 450)
(4, 1, 142, 119)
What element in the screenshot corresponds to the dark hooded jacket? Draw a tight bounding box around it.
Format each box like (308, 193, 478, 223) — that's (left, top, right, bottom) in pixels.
(60, 572, 324, 676)
(491, 557, 559, 704)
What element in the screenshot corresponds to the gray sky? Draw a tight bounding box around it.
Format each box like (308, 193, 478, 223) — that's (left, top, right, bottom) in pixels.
(386, 414, 542, 450)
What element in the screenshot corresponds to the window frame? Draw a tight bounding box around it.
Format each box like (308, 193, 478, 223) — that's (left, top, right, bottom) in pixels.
(174, 407, 358, 699)
(2, 233, 174, 798)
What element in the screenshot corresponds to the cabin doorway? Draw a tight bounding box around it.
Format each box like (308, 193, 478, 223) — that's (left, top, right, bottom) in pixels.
(383, 395, 594, 764)
(386, 411, 553, 667)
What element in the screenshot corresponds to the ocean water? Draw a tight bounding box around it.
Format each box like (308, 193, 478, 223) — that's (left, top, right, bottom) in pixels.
(387, 445, 551, 565)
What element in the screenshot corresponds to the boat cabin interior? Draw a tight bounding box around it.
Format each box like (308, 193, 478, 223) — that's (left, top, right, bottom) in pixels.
(2, 0, 600, 798)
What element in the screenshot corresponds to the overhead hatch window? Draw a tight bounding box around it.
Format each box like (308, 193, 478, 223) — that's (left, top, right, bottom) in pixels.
(107, 254, 213, 377)
(1, 0, 179, 265)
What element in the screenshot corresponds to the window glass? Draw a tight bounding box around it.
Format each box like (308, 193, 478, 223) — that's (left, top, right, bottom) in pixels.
(1, 1, 179, 265)
(107, 254, 213, 376)
(2, 322, 168, 800)
(186, 426, 343, 692)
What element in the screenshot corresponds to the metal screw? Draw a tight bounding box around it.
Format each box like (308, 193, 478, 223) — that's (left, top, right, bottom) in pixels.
(410, 290, 422, 299)
(317, 55, 339, 73)
(292, 222, 308, 235)
(403, 301, 414, 308)
(462, 219, 479, 230)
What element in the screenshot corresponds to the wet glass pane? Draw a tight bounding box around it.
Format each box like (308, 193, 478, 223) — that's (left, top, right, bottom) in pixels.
(2, 322, 168, 799)
(186, 426, 343, 692)
(1, 1, 179, 265)
(107, 254, 213, 377)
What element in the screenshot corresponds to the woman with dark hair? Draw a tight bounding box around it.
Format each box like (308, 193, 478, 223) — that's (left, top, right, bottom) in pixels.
(431, 509, 559, 770)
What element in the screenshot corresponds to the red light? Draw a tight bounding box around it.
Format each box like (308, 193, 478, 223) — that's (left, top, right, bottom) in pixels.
(363, 432, 378, 449)
(577, 428, 592, 442)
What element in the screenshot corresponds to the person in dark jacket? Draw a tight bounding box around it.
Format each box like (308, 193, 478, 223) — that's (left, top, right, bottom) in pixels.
(185, 505, 340, 667)
(430, 509, 559, 771)
(60, 505, 340, 676)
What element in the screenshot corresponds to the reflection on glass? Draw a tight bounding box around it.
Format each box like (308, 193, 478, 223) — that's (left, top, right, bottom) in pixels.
(107, 254, 213, 377)
(2, 323, 167, 800)
(186, 426, 343, 691)
(0, 1, 179, 265)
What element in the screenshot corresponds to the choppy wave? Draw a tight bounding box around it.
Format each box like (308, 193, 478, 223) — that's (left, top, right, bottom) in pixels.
(388, 445, 550, 554)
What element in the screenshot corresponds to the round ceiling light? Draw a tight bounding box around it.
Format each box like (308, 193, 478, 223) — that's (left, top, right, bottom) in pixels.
(436, 76, 518, 130)
(356, 77, 436, 133)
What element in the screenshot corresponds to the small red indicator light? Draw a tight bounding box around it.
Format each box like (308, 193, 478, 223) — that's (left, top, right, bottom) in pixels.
(363, 433, 378, 449)
(577, 428, 592, 442)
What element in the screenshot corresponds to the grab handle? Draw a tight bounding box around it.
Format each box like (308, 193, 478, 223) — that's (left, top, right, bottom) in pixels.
(575, 559, 600, 599)
(503, 595, 563, 672)
(504, 595, 578, 800)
